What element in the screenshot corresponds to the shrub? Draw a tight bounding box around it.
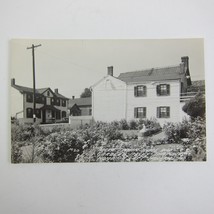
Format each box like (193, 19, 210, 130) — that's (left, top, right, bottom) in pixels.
(163, 117, 206, 161)
(187, 117, 206, 141)
(129, 120, 138, 130)
(119, 119, 129, 130)
(36, 131, 84, 162)
(11, 141, 23, 163)
(182, 92, 206, 118)
(11, 123, 36, 142)
(163, 120, 190, 143)
(143, 127, 162, 137)
(110, 120, 121, 130)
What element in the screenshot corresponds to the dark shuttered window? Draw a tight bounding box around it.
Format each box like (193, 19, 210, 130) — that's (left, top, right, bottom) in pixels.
(35, 109, 41, 118)
(62, 100, 66, 107)
(55, 98, 60, 106)
(51, 98, 55, 105)
(156, 84, 170, 96)
(134, 107, 146, 118)
(26, 108, 33, 118)
(35, 95, 45, 104)
(157, 106, 170, 118)
(134, 85, 147, 97)
(26, 93, 33, 103)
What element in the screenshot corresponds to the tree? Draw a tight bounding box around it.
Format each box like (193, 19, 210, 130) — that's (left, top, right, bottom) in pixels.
(182, 92, 206, 118)
(80, 88, 91, 98)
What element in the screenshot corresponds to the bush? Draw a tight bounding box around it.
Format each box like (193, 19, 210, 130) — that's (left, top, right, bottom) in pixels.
(11, 141, 23, 163)
(119, 119, 129, 130)
(182, 92, 206, 118)
(129, 120, 138, 130)
(36, 131, 84, 162)
(143, 127, 162, 137)
(163, 117, 206, 161)
(187, 117, 206, 141)
(163, 120, 190, 143)
(11, 123, 35, 142)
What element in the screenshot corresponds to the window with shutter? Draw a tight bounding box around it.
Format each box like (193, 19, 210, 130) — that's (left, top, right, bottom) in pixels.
(134, 107, 146, 118)
(51, 98, 55, 105)
(62, 100, 66, 107)
(26, 108, 33, 118)
(35, 109, 41, 118)
(157, 84, 170, 96)
(157, 106, 170, 118)
(56, 98, 60, 106)
(35, 95, 44, 104)
(134, 85, 147, 97)
(26, 93, 33, 103)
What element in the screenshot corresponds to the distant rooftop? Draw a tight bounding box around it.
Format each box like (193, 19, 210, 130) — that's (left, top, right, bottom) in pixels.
(69, 97, 92, 107)
(12, 83, 68, 99)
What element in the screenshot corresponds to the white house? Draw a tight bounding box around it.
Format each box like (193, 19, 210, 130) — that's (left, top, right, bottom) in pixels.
(91, 57, 192, 125)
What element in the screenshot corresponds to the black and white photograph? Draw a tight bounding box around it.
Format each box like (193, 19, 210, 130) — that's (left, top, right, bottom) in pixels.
(11, 39, 206, 163)
(2, 1, 214, 214)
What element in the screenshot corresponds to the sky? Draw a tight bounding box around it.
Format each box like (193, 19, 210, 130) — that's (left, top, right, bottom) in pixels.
(10, 39, 205, 101)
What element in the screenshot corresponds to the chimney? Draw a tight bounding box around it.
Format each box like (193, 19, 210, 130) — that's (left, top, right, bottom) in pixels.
(181, 56, 189, 70)
(181, 56, 191, 85)
(107, 66, 113, 76)
(72, 96, 75, 99)
(11, 78, 15, 86)
(54, 88, 58, 94)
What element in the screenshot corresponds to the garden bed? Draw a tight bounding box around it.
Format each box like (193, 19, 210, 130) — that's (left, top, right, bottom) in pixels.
(11, 117, 206, 163)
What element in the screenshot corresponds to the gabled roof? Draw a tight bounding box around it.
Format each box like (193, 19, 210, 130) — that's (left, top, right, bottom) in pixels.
(91, 75, 126, 89)
(69, 97, 92, 107)
(12, 84, 68, 99)
(118, 64, 184, 83)
(37, 88, 49, 94)
(69, 103, 81, 111)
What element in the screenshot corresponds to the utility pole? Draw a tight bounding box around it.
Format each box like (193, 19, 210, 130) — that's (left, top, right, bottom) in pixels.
(27, 44, 42, 123)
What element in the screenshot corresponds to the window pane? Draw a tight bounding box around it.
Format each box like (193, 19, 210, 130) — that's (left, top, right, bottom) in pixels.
(158, 106, 170, 118)
(135, 85, 146, 97)
(136, 107, 146, 118)
(26, 108, 33, 118)
(157, 84, 170, 96)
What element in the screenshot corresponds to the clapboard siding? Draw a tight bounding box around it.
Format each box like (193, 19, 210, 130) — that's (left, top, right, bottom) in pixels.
(92, 76, 126, 122)
(126, 80, 181, 125)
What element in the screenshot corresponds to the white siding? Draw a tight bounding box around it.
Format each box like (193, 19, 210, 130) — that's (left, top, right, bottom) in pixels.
(126, 80, 181, 126)
(92, 76, 126, 122)
(11, 87, 23, 118)
(92, 76, 186, 126)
